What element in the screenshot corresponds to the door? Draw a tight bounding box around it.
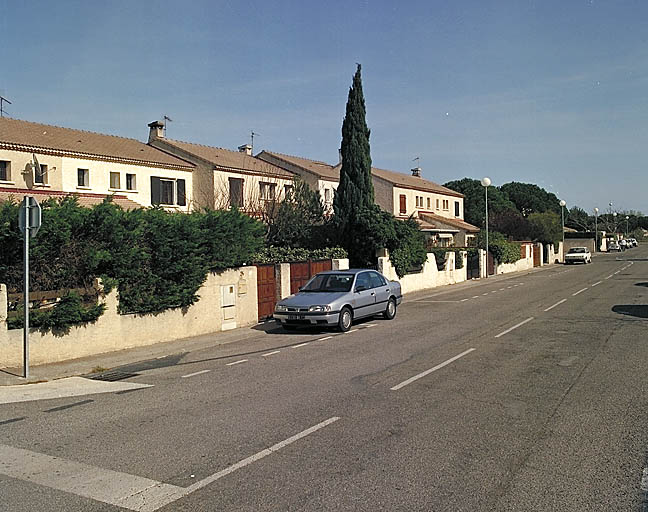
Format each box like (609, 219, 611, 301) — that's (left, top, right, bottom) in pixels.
(256, 264, 276, 320)
(533, 245, 541, 267)
(369, 271, 390, 314)
(290, 261, 310, 295)
(487, 251, 495, 276)
(352, 271, 376, 318)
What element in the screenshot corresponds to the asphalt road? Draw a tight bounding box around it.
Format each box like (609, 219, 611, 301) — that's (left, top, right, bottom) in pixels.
(1, 247, 647, 511)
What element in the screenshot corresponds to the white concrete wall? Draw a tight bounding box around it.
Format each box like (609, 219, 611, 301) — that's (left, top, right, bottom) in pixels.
(377, 250, 467, 295)
(0, 267, 257, 367)
(495, 244, 534, 275)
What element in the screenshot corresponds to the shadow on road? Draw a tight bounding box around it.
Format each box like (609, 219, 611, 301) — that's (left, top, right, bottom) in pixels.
(634, 282, 648, 287)
(612, 305, 648, 319)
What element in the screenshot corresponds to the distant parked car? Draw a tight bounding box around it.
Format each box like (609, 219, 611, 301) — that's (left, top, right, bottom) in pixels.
(619, 239, 628, 250)
(274, 269, 402, 332)
(564, 247, 592, 264)
(630, 238, 638, 247)
(608, 242, 621, 252)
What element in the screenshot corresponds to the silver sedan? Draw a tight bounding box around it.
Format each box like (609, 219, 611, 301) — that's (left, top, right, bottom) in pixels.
(274, 269, 403, 332)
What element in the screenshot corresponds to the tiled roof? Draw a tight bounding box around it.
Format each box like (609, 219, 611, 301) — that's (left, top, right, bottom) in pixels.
(257, 151, 341, 181)
(369, 167, 463, 198)
(418, 212, 480, 233)
(0, 187, 142, 210)
(0, 117, 193, 169)
(160, 140, 294, 178)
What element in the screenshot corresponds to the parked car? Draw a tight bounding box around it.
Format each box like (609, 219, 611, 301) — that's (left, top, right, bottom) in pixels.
(564, 247, 592, 264)
(630, 238, 638, 247)
(608, 241, 621, 252)
(274, 269, 403, 332)
(619, 239, 628, 250)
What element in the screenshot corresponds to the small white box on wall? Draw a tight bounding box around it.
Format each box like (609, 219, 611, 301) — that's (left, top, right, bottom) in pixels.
(221, 285, 236, 307)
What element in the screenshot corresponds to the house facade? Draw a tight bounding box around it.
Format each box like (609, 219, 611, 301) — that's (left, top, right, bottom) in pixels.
(148, 122, 294, 213)
(258, 151, 479, 246)
(0, 117, 194, 210)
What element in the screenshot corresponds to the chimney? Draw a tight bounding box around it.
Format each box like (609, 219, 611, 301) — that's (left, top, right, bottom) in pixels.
(238, 144, 252, 156)
(338, 148, 342, 164)
(148, 120, 164, 142)
(411, 166, 422, 177)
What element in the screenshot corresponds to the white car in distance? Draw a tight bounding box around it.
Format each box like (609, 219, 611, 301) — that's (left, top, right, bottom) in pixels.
(564, 247, 592, 264)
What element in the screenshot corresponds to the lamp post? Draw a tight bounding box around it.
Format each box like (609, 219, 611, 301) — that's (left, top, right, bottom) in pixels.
(594, 207, 599, 252)
(559, 200, 566, 262)
(481, 177, 491, 278)
(625, 216, 629, 237)
(613, 212, 617, 239)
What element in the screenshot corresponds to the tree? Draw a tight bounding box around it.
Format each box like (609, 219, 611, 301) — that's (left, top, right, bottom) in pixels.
(443, 178, 516, 227)
(489, 209, 531, 240)
(333, 64, 374, 228)
(528, 211, 562, 245)
(500, 182, 560, 216)
(266, 178, 325, 248)
(565, 206, 592, 231)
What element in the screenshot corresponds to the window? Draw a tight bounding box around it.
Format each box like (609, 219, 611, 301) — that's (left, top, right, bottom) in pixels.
(77, 168, 89, 187)
(110, 172, 120, 189)
(0, 160, 10, 181)
(150, 176, 186, 206)
(324, 188, 331, 203)
(355, 272, 372, 291)
(35, 164, 48, 185)
(284, 184, 293, 199)
(454, 201, 460, 217)
(436, 198, 440, 210)
(427, 197, 430, 209)
(229, 177, 243, 207)
(442, 199, 449, 210)
(259, 182, 276, 201)
(399, 194, 407, 214)
(369, 271, 387, 288)
(126, 173, 136, 191)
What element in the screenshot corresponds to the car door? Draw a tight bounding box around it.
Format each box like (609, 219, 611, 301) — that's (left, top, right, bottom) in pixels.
(352, 272, 376, 319)
(369, 271, 390, 314)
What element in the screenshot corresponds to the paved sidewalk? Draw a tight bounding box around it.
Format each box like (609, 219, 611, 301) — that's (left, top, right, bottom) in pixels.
(0, 265, 549, 387)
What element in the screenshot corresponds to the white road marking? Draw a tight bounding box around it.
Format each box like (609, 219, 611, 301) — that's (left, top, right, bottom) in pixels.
(572, 288, 588, 296)
(591, 281, 602, 287)
(181, 370, 210, 379)
(500, 288, 506, 291)
(472, 295, 480, 299)
(363, 324, 377, 328)
(0, 377, 152, 405)
(390, 348, 476, 391)
(544, 299, 567, 312)
(605, 275, 613, 279)
(262, 350, 281, 357)
(461, 298, 469, 302)
(182, 417, 341, 496)
(641, 467, 648, 492)
(482, 293, 489, 296)
(318, 336, 333, 341)
(0, 417, 341, 511)
(614, 271, 620, 274)
(494, 317, 534, 338)
(226, 359, 248, 366)
(507, 286, 513, 289)
(292, 342, 310, 348)
(416, 300, 459, 303)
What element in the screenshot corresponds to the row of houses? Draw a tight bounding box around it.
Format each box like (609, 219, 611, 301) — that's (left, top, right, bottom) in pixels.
(0, 117, 479, 246)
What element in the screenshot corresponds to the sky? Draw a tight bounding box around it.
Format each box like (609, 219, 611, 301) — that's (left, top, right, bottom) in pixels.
(1, 0, 647, 214)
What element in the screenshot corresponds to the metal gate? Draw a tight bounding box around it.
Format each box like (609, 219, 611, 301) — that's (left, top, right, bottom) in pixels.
(256, 264, 276, 321)
(290, 259, 332, 295)
(467, 253, 480, 279)
(487, 251, 495, 276)
(533, 245, 541, 267)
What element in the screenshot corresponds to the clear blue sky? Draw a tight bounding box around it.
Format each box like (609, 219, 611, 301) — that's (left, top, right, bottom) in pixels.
(1, 0, 647, 214)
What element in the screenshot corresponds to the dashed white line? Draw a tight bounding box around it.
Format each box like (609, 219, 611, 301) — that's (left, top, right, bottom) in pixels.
(318, 336, 333, 341)
(572, 288, 588, 296)
(262, 350, 281, 357)
(181, 369, 211, 379)
(363, 324, 377, 328)
(292, 342, 310, 348)
(347, 329, 358, 333)
(500, 288, 506, 291)
(226, 359, 248, 366)
(390, 348, 476, 391)
(544, 299, 567, 312)
(461, 298, 469, 302)
(472, 295, 480, 299)
(605, 275, 613, 279)
(494, 317, 534, 338)
(591, 281, 602, 287)
(482, 293, 489, 296)
(614, 271, 620, 274)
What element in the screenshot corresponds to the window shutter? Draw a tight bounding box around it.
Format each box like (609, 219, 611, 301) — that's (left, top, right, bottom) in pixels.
(176, 179, 186, 206)
(151, 177, 161, 205)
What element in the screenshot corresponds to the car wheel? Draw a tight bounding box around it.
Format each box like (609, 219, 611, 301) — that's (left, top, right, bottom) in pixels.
(338, 307, 353, 332)
(383, 298, 397, 320)
(283, 325, 297, 331)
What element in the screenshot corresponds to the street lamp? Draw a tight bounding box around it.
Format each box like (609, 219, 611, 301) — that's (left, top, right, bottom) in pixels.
(559, 199, 566, 261)
(625, 216, 629, 237)
(594, 207, 599, 252)
(613, 212, 618, 238)
(481, 177, 491, 278)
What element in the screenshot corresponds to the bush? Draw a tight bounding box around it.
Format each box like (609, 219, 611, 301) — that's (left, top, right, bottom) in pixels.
(428, 248, 465, 271)
(253, 246, 347, 264)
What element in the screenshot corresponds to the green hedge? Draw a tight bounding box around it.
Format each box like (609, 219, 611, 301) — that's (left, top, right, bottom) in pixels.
(428, 248, 465, 270)
(253, 246, 347, 264)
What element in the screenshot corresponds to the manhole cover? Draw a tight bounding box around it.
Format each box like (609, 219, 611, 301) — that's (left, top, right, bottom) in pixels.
(86, 370, 139, 382)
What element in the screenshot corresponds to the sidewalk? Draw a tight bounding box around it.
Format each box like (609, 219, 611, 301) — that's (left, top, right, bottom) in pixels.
(0, 265, 551, 387)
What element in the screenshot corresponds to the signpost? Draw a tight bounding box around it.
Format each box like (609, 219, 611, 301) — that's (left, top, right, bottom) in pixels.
(18, 196, 41, 379)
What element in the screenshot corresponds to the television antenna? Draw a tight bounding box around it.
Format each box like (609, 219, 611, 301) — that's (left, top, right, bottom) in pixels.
(251, 131, 259, 153)
(0, 95, 11, 117)
(163, 115, 173, 136)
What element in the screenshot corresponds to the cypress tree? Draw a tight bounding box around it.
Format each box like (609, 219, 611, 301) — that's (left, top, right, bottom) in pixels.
(333, 64, 374, 224)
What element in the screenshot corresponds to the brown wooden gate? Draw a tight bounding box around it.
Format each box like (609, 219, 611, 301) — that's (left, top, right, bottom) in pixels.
(289, 259, 333, 295)
(487, 251, 495, 276)
(533, 245, 541, 267)
(256, 264, 276, 321)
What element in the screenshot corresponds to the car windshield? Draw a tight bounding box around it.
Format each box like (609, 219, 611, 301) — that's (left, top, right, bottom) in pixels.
(300, 273, 354, 292)
(568, 248, 586, 253)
